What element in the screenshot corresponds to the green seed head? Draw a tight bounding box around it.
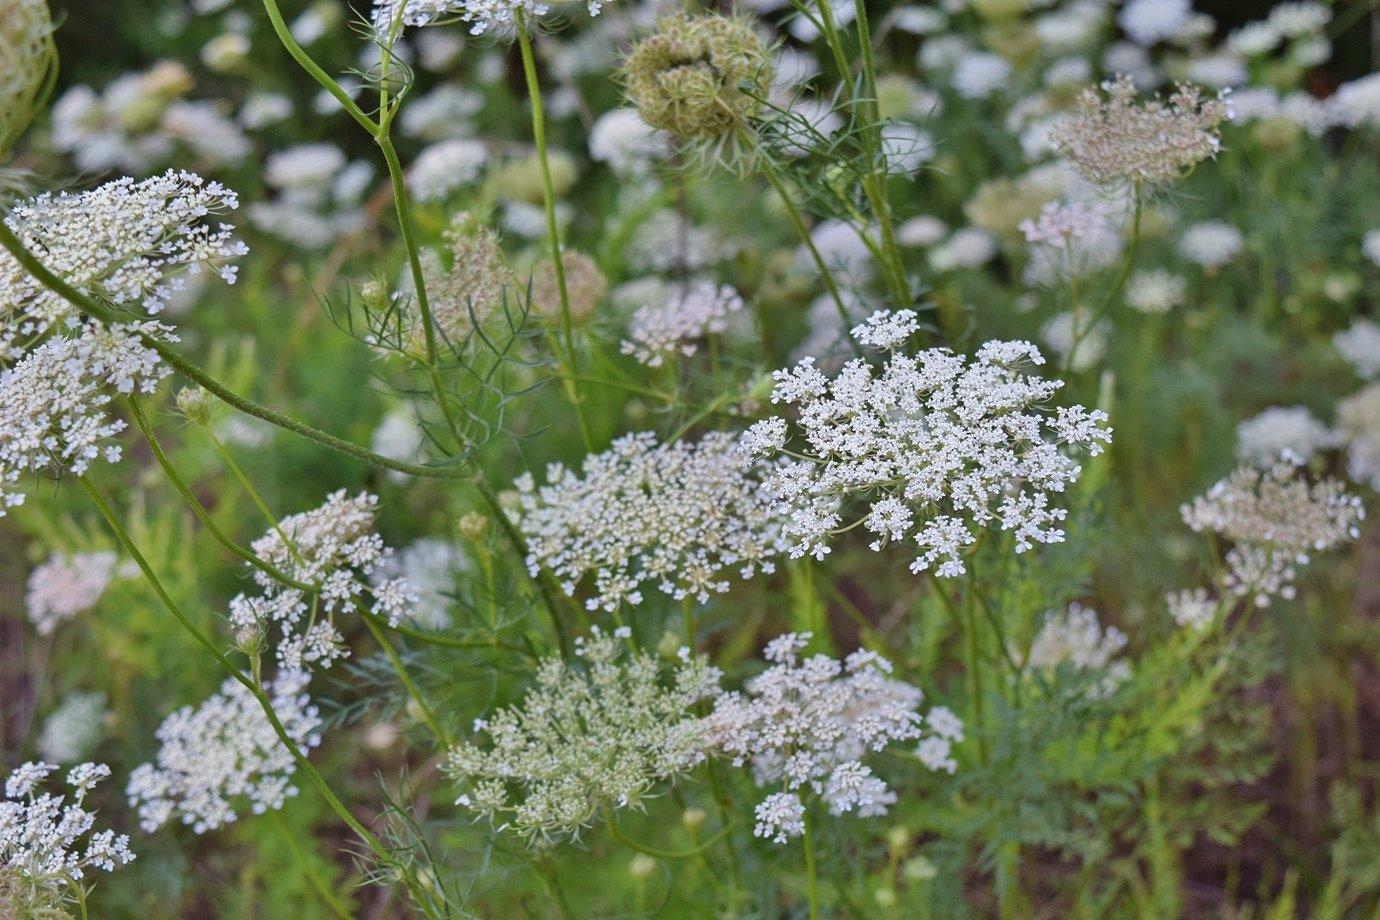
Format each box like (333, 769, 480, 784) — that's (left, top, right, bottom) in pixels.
(622, 13, 774, 142)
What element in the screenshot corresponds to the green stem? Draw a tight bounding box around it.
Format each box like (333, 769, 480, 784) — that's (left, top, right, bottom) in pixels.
(803, 806, 821, 920)
(362, 611, 452, 747)
(260, 0, 378, 135)
(0, 222, 468, 481)
(605, 813, 735, 860)
(473, 477, 576, 656)
(1065, 186, 1144, 374)
(759, 165, 857, 346)
(515, 17, 592, 451)
(379, 134, 441, 370)
(811, 0, 909, 309)
(128, 398, 313, 593)
(267, 809, 354, 920)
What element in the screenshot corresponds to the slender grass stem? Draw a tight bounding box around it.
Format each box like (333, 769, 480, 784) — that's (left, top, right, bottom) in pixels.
(362, 611, 452, 747)
(128, 398, 313, 592)
(515, 17, 593, 450)
(802, 806, 821, 920)
(267, 809, 354, 920)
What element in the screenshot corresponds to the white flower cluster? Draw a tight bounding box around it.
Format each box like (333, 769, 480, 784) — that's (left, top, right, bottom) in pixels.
(704, 634, 956, 844)
(2, 762, 134, 890)
(1182, 459, 1365, 605)
(1050, 75, 1228, 187)
(445, 627, 722, 841)
(50, 63, 250, 174)
(408, 138, 488, 203)
(0, 324, 173, 513)
(230, 490, 416, 673)
(0, 171, 244, 362)
(1166, 587, 1217, 631)
(37, 692, 109, 765)
(1335, 319, 1380, 380)
(372, 537, 469, 630)
(515, 431, 785, 612)
(126, 672, 321, 834)
(1019, 199, 1109, 249)
(1336, 384, 1380, 490)
(1125, 269, 1188, 314)
(1023, 603, 1131, 697)
(620, 281, 745, 367)
(742, 315, 1113, 577)
(246, 144, 372, 251)
(1178, 221, 1243, 269)
(374, 0, 603, 37)
(1235, 406, 1336, 465)
(25, 551, 118, 636)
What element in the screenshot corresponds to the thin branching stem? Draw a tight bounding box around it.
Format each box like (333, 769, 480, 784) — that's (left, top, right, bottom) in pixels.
(128, 398, 314, 593)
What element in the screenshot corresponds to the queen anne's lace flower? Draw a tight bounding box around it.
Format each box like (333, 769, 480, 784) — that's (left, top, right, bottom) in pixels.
(1051, 75, 1228, 187)
(1023, 603, 1131, 697)
(1182, 458, 1364, 605)
(620, 281, 745, 367)
(2, 762, 134, 893)
(1166, 587, 1217, 631)
(371, 537, 468, 630)
(0, 324, 173, 513)
(0, 171, 245, 363)
(445, 627, 722, 841)
(229, 491, 416, 673)
(1336, 383, 1380, 490)
(1019, 200, 1109, 249)
(742, 312, 1112, 576)
(25, 551, 118, 636)
(1334, 319, 1380, 380)
(126, 672, 321, 834)
(37, 692, 109, 765)
(1235, 406, 1336, 465)
(373, 0, 578, 36)
(515, 431, 784, 612)
(704, 634, 957, 843)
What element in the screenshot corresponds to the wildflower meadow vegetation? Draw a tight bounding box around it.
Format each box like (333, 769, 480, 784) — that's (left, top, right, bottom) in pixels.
(5, 0, 1380, 915)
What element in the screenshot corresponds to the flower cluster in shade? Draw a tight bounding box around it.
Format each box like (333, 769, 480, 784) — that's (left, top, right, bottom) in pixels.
(125, 672, 322, 834)
(0, 323, 173, 514)
(620, 281, 745, 367)
(703, 633, 961, 844)
(25, 551, 118, 636)
(514, 431, 785, 612)
(1181, 457, 1364, 605)
(230, 490, 416, 674)
(1235, 406, 1337, 466)
(1337, 384, 1380, 491)
(444, 626, 723, 842)
(37, 692, 110, 765)
(1022, 603, 1131, 698)
(740, 310, 1113, 578)
(1051, 75, 1229, 187)
(2, 762, 134, 893)
(0, 171, 245, 363)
